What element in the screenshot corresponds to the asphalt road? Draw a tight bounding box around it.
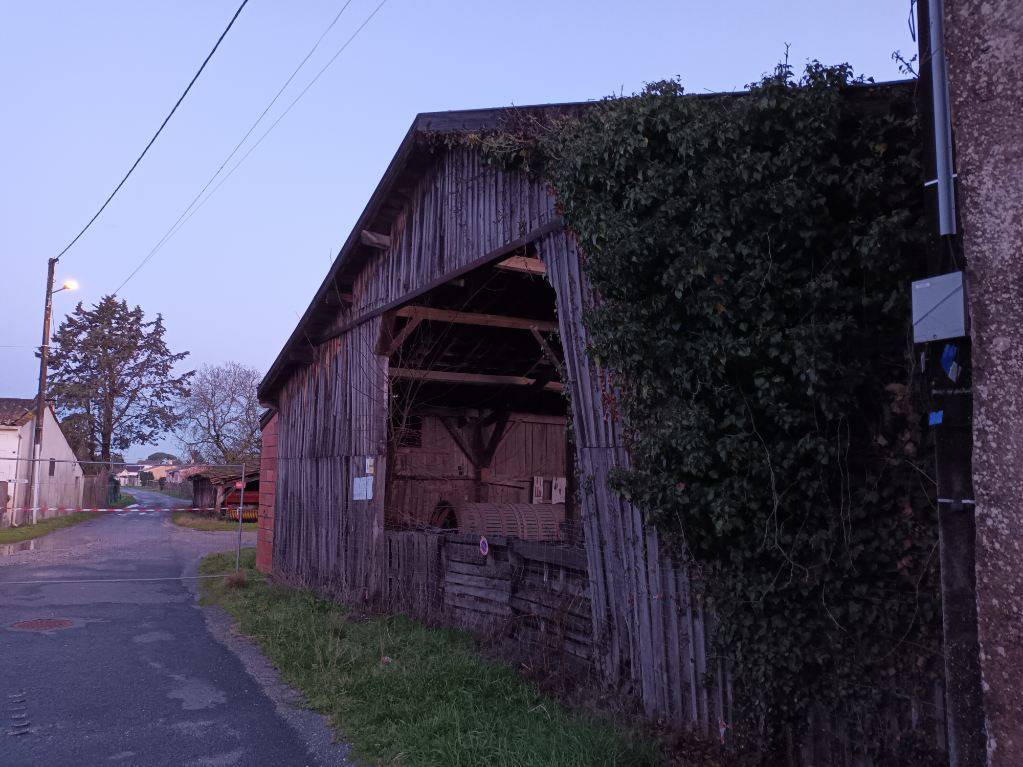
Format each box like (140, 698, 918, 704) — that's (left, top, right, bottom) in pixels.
(0, 489, 344, 767)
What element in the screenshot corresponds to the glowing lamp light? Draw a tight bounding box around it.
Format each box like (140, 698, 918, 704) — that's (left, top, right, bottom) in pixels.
(61, 278, 79, 291)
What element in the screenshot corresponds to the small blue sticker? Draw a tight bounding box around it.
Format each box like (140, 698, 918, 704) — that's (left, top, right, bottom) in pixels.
(941, 344, 959, 382)
(929, 410, 944, 426)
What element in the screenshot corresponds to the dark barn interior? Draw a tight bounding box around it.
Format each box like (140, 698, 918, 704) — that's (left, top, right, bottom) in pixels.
(381, 246, 574, 540)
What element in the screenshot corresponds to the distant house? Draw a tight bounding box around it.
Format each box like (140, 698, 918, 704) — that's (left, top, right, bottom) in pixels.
(0, 397, 84, 524)
(144, 465, 176, 483)
(115, 464, 144, 487)
(165, 465, 206, 485)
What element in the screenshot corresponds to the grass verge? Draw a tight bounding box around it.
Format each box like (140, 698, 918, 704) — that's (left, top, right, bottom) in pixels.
(200, 548, 659, 767)
(108, 493, 136, 509)
(173, 512, 256, 532)
(0, 512, 96, 544)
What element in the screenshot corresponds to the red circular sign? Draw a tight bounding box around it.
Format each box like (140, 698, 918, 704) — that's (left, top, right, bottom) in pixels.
(479, 536, 489, 556)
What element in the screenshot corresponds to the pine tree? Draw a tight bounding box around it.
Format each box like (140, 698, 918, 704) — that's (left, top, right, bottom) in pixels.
(48, 296, 192, 464)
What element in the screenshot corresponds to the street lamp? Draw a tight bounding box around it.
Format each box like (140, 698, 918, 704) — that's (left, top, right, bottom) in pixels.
(26, 258, 78, 522)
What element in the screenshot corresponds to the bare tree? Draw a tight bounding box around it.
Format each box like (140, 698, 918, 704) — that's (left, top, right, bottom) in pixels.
(176, 362, 262, 464)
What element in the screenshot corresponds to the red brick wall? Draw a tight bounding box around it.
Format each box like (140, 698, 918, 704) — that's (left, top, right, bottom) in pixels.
(256, 413, 277, 573)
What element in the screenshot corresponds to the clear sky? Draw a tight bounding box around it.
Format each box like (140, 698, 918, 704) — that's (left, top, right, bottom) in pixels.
(0, 0, 916, 459)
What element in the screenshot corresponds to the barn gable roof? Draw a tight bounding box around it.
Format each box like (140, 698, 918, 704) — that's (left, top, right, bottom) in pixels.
(257, 81, 912, 403)
(257, 101, 587, 403)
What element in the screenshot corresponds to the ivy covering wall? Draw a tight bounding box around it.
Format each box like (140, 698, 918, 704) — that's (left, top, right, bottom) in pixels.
(483, 64, 941, 758)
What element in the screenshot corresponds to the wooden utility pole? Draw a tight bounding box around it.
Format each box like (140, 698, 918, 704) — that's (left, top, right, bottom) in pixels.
(943, 1, 1023, 764)
(26, 257, 58, 523)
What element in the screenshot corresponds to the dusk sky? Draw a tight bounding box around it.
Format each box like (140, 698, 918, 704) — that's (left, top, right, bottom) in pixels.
(1, 0, 915, 458)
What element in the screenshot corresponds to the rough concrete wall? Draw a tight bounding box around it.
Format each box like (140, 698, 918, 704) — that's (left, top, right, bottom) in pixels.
(256, 413, 277, 574)
(944, 1, 1023, 763)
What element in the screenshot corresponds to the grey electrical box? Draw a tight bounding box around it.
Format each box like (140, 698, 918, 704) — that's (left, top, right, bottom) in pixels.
(912, 271, 966, 343)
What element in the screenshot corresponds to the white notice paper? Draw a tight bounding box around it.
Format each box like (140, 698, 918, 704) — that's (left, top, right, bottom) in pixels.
(353, 475, 374, 501)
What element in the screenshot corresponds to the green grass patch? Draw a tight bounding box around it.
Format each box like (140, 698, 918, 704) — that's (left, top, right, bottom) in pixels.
(0, 512, 96, 544)
(107, 493, 135, 509)
(200, 548, 658, 767)
(173, 512, 256, 532)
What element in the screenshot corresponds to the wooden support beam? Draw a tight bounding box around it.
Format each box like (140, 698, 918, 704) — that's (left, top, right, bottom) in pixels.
(495, 255, 546, 275)
(396, 305, 557, 334)
(390, 367, 564, 392)
(530, 327, 565, 379)
(480, 411, 511, 468)
(374, 311, 398, 356)
(360, 230, 392, 250)
(438, 416, 480, 469)
(385, 316, 423, 356)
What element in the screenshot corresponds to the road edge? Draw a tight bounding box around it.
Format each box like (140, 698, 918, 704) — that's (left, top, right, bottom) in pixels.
(181, 557, 353, 767)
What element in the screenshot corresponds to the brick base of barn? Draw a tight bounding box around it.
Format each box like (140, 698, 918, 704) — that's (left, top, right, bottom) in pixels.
(256, 412, 277, 574)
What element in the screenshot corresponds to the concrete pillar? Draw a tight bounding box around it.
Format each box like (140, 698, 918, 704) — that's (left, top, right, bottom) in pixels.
(944, 1, 1023, 763)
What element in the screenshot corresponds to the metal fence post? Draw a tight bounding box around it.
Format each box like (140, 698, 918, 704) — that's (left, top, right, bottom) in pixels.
(236, 464, 245, 572)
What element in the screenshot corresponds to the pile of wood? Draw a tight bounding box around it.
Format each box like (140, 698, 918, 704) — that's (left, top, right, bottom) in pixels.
(383, 530, 593, 665)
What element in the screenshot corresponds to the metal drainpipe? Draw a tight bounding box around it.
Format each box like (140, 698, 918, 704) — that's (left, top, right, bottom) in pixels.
(928, 0, 957, 235)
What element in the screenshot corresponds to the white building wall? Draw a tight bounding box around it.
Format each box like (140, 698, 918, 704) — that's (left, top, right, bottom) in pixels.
(0, 425, 30, 511)
(0, 407, 84, 523)
(36, 408, 84, 512)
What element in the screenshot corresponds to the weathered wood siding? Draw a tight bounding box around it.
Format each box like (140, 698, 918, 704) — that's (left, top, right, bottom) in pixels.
(351, 146, 558, 319)
(274, 318, 388, 600)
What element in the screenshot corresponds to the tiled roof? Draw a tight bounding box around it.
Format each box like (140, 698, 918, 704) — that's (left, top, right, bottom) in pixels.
(0, 398, 36, 426)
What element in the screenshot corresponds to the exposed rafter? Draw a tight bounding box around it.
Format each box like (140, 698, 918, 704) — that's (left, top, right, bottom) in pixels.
(495, 255, 546, 275)
(390, 367, 564, 392)
(360, 230, 392, 250)
(396, 306, 557, 333)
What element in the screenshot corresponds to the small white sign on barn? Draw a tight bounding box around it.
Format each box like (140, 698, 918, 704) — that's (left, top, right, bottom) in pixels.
(353, 475, 374, 501)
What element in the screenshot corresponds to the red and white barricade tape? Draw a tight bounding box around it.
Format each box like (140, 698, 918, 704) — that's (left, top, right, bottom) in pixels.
(5, 507, 251, 514)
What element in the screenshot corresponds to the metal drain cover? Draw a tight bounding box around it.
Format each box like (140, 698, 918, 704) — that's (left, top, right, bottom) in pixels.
(11, 618, 73, 631)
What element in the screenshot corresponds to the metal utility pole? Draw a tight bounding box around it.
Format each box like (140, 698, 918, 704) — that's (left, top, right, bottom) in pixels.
(26, 258, 58, 524)
(916, 1, 986, 764)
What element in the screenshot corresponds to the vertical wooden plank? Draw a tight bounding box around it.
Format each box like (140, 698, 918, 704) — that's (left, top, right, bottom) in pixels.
(693, 599, 710, 736)
(662, 556, 686, 726)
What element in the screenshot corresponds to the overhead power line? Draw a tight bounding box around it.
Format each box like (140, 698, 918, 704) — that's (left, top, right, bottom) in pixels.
(112, 0, 389, 296)
(54, 0, 251, 264)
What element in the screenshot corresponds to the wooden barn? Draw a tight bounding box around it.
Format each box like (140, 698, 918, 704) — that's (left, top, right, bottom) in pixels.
(256, 95, 946, 751)
(255, 101, 717, 727)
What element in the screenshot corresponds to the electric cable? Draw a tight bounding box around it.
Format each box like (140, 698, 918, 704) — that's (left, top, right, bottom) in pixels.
(54, 0, 251, 264)
(112, 0, 389, 295)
